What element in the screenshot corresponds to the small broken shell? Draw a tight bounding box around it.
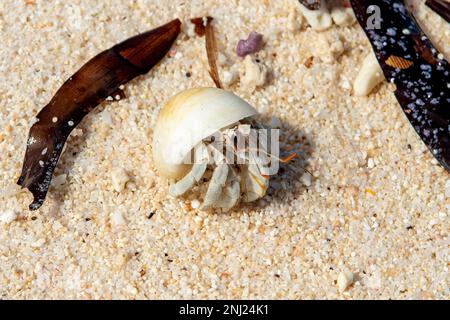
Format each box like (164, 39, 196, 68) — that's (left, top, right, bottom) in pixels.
(236, 31, 264, 58)
(152, 87, 257, 179)
(240, 55, 268, 92)
(298, 1, 332, 31)
(298, 0, 321, 10)
(353, 52, 384, 96)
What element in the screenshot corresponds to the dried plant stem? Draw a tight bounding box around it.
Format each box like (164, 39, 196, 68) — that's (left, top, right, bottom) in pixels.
(205, 19, 223, 89)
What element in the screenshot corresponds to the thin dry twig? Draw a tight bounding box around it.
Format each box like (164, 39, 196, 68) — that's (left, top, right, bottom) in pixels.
(205, 18, 223, 89)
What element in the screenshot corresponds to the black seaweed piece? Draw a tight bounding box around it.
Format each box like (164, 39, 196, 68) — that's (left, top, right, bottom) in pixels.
(350, 0, 450, 170)
(426, 0, 450, 23)
(17, 19, 181, 210)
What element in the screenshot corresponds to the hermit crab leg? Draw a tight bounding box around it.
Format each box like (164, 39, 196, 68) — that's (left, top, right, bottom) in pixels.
(241, 151, 270, 202)
(213, 166, 241, 211)
(169, 143, 209, 197)
(17, 19, 181, 210)
(202, 163, 229, 209)
(169, 163, 208, 197)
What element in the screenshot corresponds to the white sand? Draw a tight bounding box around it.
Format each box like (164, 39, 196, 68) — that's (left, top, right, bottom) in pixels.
(0, 0, 448, 299)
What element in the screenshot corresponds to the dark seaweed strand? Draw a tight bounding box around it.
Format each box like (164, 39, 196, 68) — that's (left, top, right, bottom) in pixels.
(426, 0, 450, 23)
(17, 19, 181, 210)
(350, 0, 450, 170)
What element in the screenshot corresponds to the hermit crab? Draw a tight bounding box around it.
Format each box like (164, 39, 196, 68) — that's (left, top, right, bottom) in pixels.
(152, 19, 282, 210)
(153, 87, 276, 210)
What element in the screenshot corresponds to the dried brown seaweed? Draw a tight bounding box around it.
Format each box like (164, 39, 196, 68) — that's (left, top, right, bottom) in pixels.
(18, 19, 181, 210)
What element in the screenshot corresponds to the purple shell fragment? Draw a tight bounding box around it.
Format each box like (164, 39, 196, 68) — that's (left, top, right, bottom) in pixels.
(236, 31, 263, 57)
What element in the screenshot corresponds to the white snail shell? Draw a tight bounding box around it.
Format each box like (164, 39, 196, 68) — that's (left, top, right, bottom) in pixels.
(152, 87, 258, 179)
